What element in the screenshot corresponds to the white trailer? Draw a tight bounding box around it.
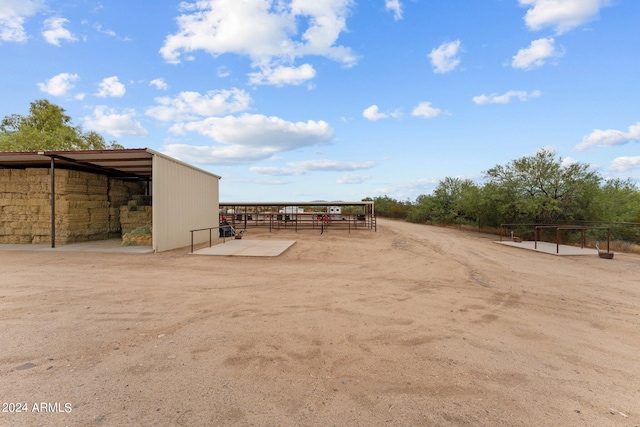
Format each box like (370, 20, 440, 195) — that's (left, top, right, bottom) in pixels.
(278, 206, 304, 221)
(279, 206, 304, 214)
(327, 206, 344, 220)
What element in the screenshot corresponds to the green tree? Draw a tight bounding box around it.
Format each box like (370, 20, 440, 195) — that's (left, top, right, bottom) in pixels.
(590, 178, 640, 223)
(475, 182, 516, 226)
(406, 194, 436, 223)
(431, 177, 463, 222)
(0, 99, 123, 151)
(372, 195, 411, 219)
(439, 178, 480, 222)
(484, 149, 600, 223)
(457, 179, 481, 223)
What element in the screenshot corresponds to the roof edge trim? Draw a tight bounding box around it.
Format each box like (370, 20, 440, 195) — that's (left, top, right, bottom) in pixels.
(146, 149, 222, 179)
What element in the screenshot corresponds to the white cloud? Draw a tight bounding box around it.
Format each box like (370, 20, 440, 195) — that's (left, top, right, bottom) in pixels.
(42, 17, 77, 46)
(428, 40, 461, 74)
(287, 159, 375, 172)
(163, 143, 277, 165)
(0, 0, 44, 43)
(172, 114, 332, 147)
(217, 66, 231, 78)
(160, 0, 357, 86)
(83, 106, 148, 138)
(37, 72, 79, 96)
(94, 23, 116, 37)
(226, 176, 291, 185)
(248, 63, 316, 86)
(473, 90, 541, 105)
(249, 166, 301, 176)
(146, 88, 252, 122)
(512, 37, 563, 70)
(560, 156, 579, 167)
(149, 78, 168, 90)
(337, 174, 370, 184)
(250, 159, 375, 176)
(610, 156, 640, 172)
(96, 76, 126, 98)
(362, 105, 400, 121)
(519, 0, 611, 34)
(373, 178, 440, 200)
(385, 0, 403, 21)
(363, 105, 385, 121)
(163, 114, 334, 165)
(575, 122, 640, 151)
(411, 102, 442, 119)
(93, 23, 131, 41)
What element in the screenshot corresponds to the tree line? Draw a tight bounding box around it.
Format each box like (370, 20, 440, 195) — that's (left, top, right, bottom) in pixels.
(367, 149, 640, 236)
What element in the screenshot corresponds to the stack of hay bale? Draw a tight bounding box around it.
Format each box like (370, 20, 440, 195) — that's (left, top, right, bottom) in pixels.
(0, 168, 147, 245)
(0, 168, 49, 243)
(53, 169, 110, 244)
(119, 195, 152, 235)
(120, 195, 152, 246)
(108, 180, 147, 237)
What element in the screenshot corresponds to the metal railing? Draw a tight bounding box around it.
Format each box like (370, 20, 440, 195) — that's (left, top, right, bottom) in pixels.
(534, 225, 610, 254)
(500, 223, 611, 254)
(189, 225, 234, 253)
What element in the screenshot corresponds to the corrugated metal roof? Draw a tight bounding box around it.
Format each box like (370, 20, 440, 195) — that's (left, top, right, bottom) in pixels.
(0, 149, 152, 180)
(220, 201, 373, 206)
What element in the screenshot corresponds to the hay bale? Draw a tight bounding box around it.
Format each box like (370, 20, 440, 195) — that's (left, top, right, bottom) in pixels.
(0, 168, 141, 244)
(63, 184, 89, 194)
(63, 193, 90, 202)
(122, 225, 152, 246)
(0, 235, 32, 244)
(132, 195, 152, 206)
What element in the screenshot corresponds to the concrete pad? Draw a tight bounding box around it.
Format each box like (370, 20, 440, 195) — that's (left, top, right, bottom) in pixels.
(0, 239, 153, 254)
(494, 240, 604, 256)
(191, 239, 295, 257)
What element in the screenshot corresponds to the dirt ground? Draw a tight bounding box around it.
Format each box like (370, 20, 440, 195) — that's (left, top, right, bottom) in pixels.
(1, 218, 639, 427)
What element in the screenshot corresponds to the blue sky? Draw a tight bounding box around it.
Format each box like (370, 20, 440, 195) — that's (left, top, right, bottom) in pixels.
(1, 0, 638, 202)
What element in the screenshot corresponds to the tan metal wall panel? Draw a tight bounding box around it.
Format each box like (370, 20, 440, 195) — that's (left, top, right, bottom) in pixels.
(152, 154, 219, 252)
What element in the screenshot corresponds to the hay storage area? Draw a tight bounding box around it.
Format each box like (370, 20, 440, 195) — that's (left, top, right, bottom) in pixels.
(0, 168, 146, 245)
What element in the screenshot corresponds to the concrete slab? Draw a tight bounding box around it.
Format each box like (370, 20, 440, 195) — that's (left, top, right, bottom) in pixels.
(191, 239, 295, 257)
(0, 239, 153, 254)
(494, 240, 605, 256)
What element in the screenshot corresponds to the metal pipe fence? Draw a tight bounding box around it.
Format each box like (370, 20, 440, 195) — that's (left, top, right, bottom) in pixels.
(189, 225, 234, 253)
(222, 212, 376, 233)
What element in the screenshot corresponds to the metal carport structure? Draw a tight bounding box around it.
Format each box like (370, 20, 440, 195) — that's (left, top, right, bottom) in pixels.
(219, 201, 376, 232)
(0, 149, 220, 252)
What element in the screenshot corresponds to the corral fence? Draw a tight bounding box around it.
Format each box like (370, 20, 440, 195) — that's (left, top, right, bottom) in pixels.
(499, 221, 640, 253)
(219, 202, 377, 233)
(225, 212, 374, 233)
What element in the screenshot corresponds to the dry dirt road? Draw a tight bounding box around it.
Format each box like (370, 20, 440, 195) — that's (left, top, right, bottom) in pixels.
(1, 218, 639, 426)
